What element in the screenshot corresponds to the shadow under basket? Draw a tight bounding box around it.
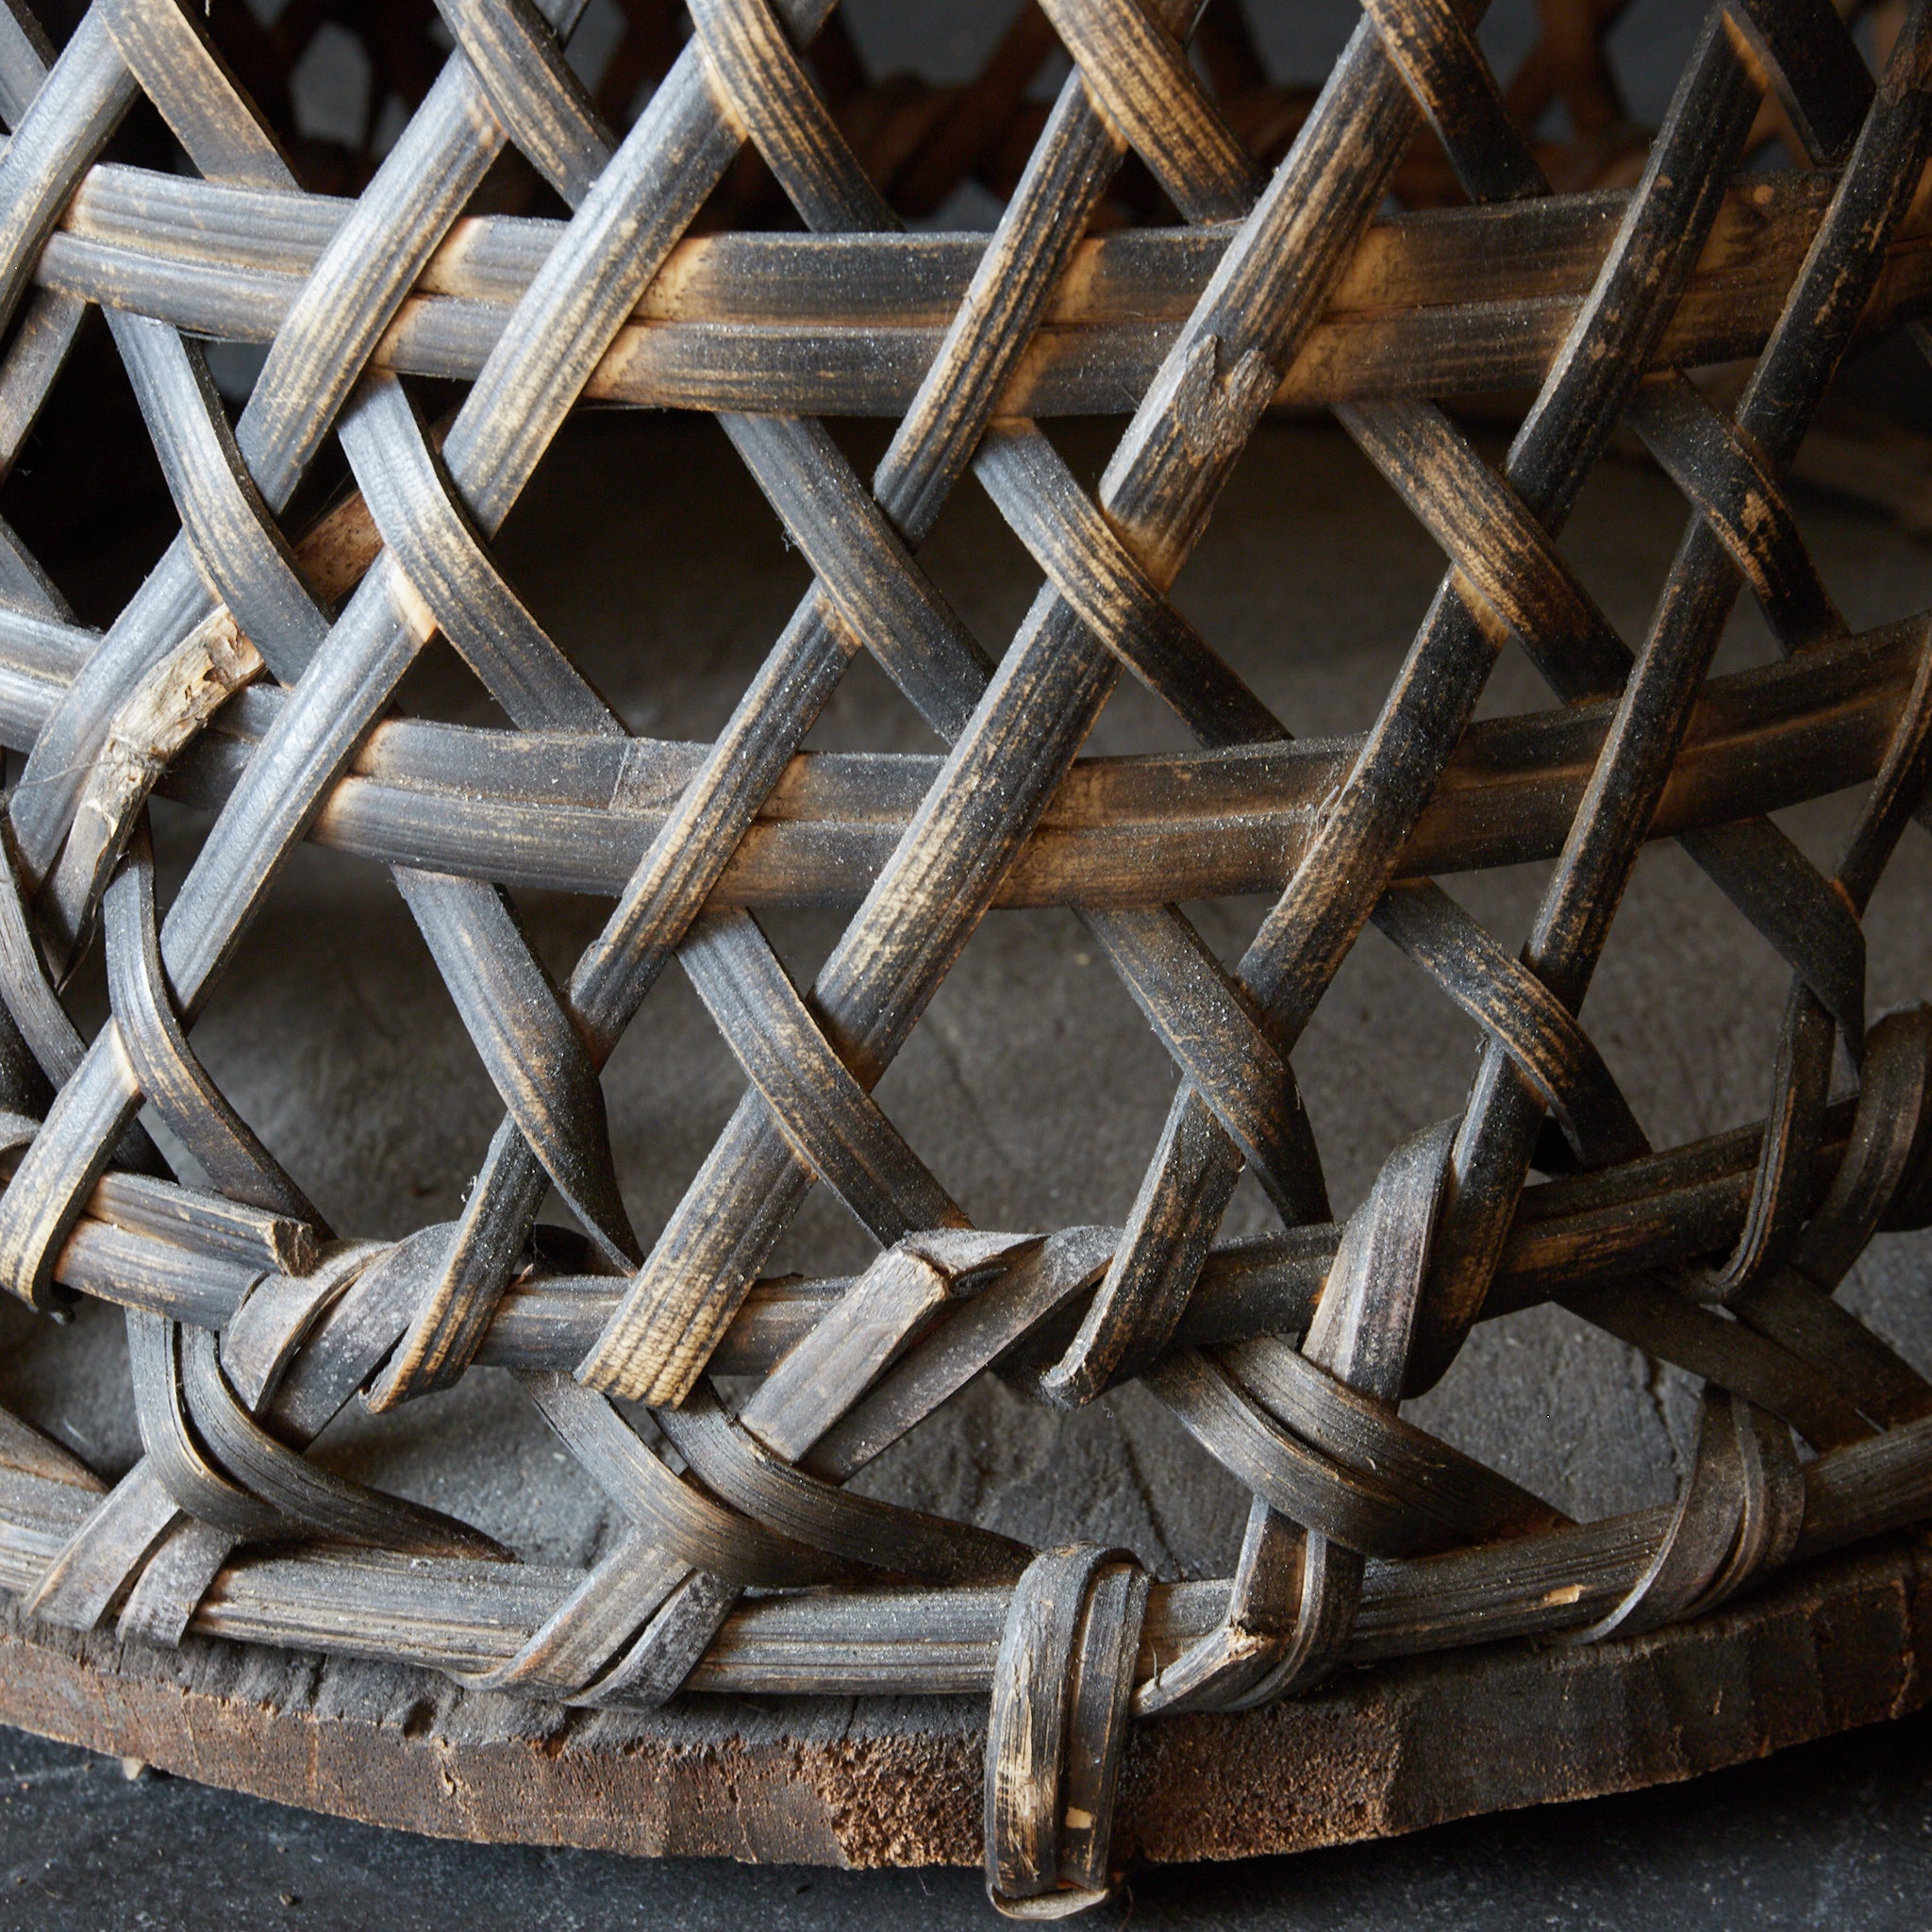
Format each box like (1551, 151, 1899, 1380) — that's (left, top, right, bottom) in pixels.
(1, 0, 1931, 1916)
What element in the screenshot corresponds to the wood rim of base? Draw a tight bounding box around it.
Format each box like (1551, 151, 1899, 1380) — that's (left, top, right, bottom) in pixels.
(1, 1535, 1926, 1872)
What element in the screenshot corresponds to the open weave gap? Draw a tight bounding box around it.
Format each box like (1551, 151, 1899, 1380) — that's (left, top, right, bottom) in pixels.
(0, 0, 1927, 1914)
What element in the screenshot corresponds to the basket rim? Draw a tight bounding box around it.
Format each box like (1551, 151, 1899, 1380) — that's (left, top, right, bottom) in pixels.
(0, 604, 1917, 911)
(40, 160, 1932, 417)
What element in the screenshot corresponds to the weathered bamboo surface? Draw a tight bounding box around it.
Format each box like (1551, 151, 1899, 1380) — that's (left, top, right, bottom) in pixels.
(0, 0, 1931, 1916)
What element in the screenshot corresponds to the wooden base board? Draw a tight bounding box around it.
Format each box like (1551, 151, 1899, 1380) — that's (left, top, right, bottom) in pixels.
(0, 1536, 1927, 1871)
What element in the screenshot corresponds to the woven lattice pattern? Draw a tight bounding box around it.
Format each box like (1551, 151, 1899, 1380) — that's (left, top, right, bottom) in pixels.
(0, 0, 1928, 1914)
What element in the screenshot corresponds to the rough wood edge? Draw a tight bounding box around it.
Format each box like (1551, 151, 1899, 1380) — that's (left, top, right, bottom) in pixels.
(0, 1534, 1925, 1871)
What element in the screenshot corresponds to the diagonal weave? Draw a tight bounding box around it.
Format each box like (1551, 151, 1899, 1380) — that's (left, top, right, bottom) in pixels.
(0, 0, 1929, 1913)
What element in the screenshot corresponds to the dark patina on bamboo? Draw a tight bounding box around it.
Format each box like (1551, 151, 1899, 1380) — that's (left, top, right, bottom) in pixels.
(0, 0, 1927, 1915)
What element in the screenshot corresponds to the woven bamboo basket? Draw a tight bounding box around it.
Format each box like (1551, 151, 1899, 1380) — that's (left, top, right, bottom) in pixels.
(1, 0, 1932, 1914)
